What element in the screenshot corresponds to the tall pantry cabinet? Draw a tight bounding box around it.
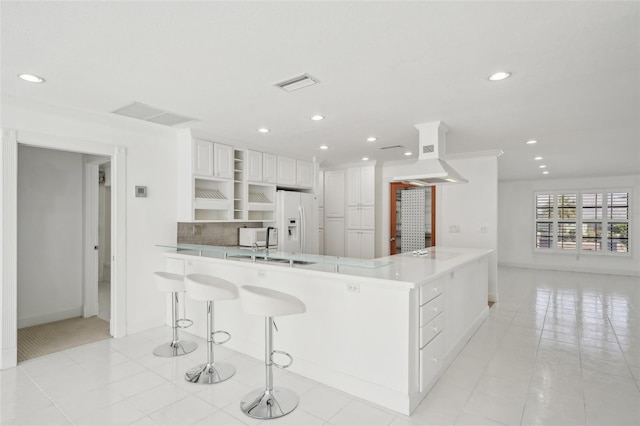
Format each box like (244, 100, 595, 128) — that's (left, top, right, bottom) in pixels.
(321, 164, 376, 259)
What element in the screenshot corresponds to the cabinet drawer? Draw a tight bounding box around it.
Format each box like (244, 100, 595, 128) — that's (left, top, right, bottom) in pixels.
(420, 280, 444, 305)
(419, 333, 444, 392)
(420, 294, 443, 327)
(420, 313, 444, 349)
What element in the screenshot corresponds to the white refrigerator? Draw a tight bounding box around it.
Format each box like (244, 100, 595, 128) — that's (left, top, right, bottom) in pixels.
(275, 190, 319, 254)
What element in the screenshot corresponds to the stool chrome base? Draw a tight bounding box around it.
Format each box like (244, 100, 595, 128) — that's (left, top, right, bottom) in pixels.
(153, 340, 197, 357)
(185, 361, 235, 384)
(240, 387, 299, 419)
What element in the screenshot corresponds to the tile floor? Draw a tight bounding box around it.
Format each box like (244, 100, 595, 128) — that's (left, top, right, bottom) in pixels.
(2, 267, 639, 425)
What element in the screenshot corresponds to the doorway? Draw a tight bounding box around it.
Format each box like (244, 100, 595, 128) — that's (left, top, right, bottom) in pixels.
(16, 146, 111, 361)
(389, 183, 436, 254)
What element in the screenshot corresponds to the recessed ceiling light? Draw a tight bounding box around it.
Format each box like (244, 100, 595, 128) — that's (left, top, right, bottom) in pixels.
(258, 128, 270, 133)
(18, 73, 45, 83)
(534, 156, 543, 160)
(310, 115, 324, 121)
(542, 171, 549, 175)
(367, 137, 377, 142)
(320, 145, 328, 150)
(361, 156, 369, 161)
(404, 152, 412, 156)
(488, 71, 511, 81)
(539, 165, 547, 169)
(526, 140, 538, 145)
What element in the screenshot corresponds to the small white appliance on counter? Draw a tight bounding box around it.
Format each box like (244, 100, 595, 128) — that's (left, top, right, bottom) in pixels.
(276, 190, 319, 254)
(239, 227, 278, 247)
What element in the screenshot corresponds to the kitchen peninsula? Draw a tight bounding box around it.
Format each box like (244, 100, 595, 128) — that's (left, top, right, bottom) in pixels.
(159, 245, 491, 415)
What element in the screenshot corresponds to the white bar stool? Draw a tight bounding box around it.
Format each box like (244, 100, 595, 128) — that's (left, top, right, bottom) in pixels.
(184, 274, 239, 384)
(152, 272, 197, 357)
(239, 285, 306, 420)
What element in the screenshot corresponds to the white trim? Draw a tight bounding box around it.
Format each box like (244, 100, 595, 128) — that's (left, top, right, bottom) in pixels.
(0, 129, 127, 369)
(1, 130, 18, 370)
(83, 162, 100, 318)
(17, 308, 82, 329)
(498, 261, 640, 277)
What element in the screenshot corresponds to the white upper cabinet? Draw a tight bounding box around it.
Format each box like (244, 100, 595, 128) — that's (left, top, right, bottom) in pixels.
(263, 153, 277, 183)
(193, 139, 214, 176)
(246, 150, 263, 182)
(213, 143, 233, 179)
(296, 160, 314, 188)
(277, 156, 297, 186)
(347, 165, 375, 206)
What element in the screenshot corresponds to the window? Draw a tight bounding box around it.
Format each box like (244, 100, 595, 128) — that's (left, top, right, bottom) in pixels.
(535, 190, 630, 255)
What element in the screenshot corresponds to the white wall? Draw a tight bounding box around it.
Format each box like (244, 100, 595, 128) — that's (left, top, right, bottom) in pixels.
(3, 94, 178, 335)
(381, 153, 500, 301)
(17, 146, 84, 327)
(499, 174, 640, 276)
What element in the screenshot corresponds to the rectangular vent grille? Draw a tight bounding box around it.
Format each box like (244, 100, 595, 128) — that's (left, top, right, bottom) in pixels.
(112, 102, 198, 126)
(422, 144, 435, 154)
(379, 145, 404, 150)
(275, 73, 319, 92)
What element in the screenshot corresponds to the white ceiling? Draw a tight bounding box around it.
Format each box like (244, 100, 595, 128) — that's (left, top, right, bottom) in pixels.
(2, 1, 638, 181)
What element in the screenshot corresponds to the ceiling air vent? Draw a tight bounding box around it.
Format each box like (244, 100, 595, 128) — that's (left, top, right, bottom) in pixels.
(275, 73, 319, 92)
(422, 144, 435, 154)
(112, 102, 198, 126)
(379, 145, 404, 150)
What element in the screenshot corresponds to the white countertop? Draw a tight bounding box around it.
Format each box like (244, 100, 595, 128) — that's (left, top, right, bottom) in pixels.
(162, 245, 492, 289)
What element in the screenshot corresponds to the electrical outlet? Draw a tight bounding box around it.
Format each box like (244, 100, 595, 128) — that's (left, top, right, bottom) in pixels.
(480, 225, 488, 233)
(257, 270, 266, 279)
(448, 225, 460, 233)
(346, 283, 360, 293)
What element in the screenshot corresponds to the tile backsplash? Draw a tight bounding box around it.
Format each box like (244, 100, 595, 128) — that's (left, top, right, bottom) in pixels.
(177, 222, 264, 246)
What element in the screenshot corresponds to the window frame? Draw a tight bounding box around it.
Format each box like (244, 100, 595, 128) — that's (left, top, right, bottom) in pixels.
(534, 189, 631, 257)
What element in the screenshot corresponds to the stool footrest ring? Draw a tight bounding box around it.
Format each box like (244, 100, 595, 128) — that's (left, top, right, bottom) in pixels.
(176, 318, 193, 329)
(271, 350, 293, 369)
(211, 330, 231, 345)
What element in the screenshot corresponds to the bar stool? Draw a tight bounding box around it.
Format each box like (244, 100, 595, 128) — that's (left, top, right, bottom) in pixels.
(184, 274, 239, 384)
(239, 285, 306, 419)
(152, 272, 197, 357)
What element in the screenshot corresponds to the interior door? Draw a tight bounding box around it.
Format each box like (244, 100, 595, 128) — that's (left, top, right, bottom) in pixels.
(389, 183, 436, 255)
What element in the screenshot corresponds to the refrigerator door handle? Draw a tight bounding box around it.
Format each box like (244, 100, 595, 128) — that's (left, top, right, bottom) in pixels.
(298, 205, 304, 252)
(300, 205, 306, 253)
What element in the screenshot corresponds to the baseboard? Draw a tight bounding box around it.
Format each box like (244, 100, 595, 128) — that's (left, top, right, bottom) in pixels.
(1, 347, 17, 370)
(17, 308, 82, 329)
(498, 261, 640, 277)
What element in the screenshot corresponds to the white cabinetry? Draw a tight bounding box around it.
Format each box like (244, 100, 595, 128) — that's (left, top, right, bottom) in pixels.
(213, 143, 234, 179)
(345, 165, 375, 258)
(263, 153, 277, 183)
(347, 165, 375, 206)
(296, 160, 314, 188)
(324, 217, 345, 256)
(246, 150, 263, 182)
(276, 156, 313, 189)
(324, 170, 345, 218)
(193, 139, 214, 176)
(277, 156, 297, 186)
(347, 206, 374, 230)
(346, 230, 374, 258)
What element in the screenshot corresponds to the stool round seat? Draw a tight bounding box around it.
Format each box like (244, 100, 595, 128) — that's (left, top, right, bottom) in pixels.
(239, 285, 306, 317)
(184, 274, 239, 385)
(185, 274, 239, 302)
(154, 271, 186, 293)
(152, 271, 197, 357)
(239, 285, 306, 420)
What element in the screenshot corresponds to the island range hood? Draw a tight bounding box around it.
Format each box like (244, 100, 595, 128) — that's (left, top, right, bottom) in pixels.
(393, 122, 468, 185)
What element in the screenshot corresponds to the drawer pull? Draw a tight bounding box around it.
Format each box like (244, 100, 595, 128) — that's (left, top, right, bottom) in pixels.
(432, 357, 438, 363)
(433, 287, 439, 293)
(433, 326, 439, 332)
(433, 307, 439, 313)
